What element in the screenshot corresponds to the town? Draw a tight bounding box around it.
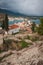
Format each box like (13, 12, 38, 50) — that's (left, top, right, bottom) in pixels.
(0, 13, 43, 65)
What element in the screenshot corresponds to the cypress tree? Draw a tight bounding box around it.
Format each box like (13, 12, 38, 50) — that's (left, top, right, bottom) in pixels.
(1, 14, 9, 32)
(1, 20, 5, 29)
(4, 14, 9, 31)
(31, 22, 36, 33)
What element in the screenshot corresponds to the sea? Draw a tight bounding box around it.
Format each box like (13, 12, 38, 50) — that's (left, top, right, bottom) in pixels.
(31, 19, 40, 24)
(9, 20, 24, 25)
(9, 19, 40, 25)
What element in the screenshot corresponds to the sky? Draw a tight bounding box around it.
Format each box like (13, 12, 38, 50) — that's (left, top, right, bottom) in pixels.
(0, 0, 43, 16)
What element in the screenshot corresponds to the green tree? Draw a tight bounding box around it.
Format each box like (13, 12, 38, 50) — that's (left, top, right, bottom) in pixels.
(1, 14, 9, 51)
(4, 14, 9, 31)
(1, 14, 9, 31)
(1, 20, 5, 29)
(31, 22, 36, 33)
(38, 18, 43, 35)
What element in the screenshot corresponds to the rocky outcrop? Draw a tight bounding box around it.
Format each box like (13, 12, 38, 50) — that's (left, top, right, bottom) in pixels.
(0, 43, 43, 65)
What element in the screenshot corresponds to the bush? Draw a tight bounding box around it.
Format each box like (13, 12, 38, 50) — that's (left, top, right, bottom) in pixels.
(3, 39, 15, 51)
(27, 35, 30, 39)
(21, 40, 28, 48)
(37, 18, 43, 35)
(31, 22, 36, 33)
(31, 37, 39, 41)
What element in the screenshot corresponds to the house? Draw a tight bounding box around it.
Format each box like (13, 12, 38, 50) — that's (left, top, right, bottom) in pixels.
(8, 24, 20, 34)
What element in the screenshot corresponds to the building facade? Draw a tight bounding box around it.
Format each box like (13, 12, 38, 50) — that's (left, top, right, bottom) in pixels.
(8, 24, 20, 34)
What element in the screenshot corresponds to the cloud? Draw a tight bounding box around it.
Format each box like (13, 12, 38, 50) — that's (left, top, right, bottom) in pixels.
(0, 0, 43, 16)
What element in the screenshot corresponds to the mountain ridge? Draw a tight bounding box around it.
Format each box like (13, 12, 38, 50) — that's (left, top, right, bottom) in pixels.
(0, 8, 43, 17)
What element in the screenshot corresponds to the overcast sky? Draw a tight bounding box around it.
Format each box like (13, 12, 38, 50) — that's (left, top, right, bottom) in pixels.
(0, 0, 43, 16)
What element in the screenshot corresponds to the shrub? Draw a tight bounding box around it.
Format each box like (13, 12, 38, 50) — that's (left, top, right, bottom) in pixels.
(31, 22, 36, 33)
(37, 18, 43, 35)
(31, 37, 39, 41)
(21, 40, 29, 48)
(27, 35, 30, 39)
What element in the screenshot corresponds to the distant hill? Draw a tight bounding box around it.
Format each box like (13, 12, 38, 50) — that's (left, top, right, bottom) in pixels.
(0, 8, 43, 17)
(0, 8, 26, 17)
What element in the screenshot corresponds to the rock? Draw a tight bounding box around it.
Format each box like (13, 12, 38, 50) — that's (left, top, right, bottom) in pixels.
(24, 39, 32, 44)
(0, 42, 43, 65)
(35, 41, 43, 47)
(0, 50, 13, 61)
(37, 60, 43, 65)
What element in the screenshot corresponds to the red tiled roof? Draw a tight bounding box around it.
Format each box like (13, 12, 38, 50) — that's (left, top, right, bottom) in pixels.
(9, 24, 19, 30)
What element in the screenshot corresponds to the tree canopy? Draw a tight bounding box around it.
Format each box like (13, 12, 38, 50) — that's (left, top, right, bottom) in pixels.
(31, 22, 36, 33)
(38, 18, 43, 35)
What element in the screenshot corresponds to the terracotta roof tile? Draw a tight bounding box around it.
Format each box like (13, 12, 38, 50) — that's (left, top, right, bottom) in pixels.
(9, 24, 19, 30)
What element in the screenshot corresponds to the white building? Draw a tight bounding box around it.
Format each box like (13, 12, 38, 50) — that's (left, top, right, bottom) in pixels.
(8, 17, 15, 21)
(8, 24, 20, 34)
(28, 20, 31, 25)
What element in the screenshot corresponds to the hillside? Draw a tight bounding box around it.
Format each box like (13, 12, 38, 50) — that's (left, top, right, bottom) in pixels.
(0, 9, 26, 17)
(0, 43, 43, 65)
(0, 9, 43, 17)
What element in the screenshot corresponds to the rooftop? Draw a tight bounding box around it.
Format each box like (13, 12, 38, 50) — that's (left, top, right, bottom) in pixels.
(9, 24, 19, 30)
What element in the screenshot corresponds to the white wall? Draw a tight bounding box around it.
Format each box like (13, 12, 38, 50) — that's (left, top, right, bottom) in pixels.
(8, 28, 20, 34)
